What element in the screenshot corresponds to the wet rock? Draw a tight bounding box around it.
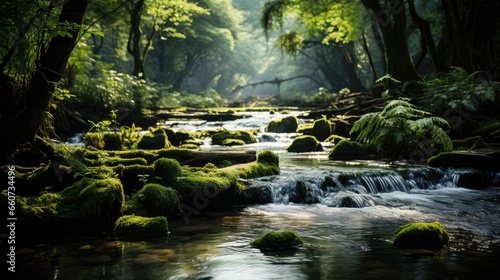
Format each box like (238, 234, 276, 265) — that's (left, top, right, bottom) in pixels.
(242, 185, 272, 204)
(302, 117, 332, 141)
(265, 116, 299, 133)
(114, 215, 169, 239)
(286, 135, 323, 153)
(393, 221, 449, 250)
(427, 150, 500, 171)
(328, 140, 376, 160)
(250, 230, 303, 251)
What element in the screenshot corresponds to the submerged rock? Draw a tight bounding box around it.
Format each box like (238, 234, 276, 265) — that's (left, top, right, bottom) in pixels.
(393, 221, 449, 250)
(250, 230, 304, 251)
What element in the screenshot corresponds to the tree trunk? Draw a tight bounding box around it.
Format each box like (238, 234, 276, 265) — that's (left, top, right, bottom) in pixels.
(127, 0, 146, 78)
(1, 0, 90, 163)
(361, 0, 422, 82)
(407, 0, 448, 72)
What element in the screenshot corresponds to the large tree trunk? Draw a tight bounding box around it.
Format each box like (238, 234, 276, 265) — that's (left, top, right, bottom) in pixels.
(361, 0, 422, 82)
(1, 0, 90, 163)
(407, 0, 448, 72)
(127, 0, 146, 78)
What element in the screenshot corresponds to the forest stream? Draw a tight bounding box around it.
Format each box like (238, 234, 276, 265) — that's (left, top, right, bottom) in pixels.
(17, 111, 500, 280)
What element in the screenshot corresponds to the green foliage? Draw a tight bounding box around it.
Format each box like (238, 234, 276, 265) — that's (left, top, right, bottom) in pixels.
(350, 99, 452, 159)
(393, 221, 449, 249)
(250, 230, 303, 250)
(422, 67, 496, 114)
(114, 215, 169, 238)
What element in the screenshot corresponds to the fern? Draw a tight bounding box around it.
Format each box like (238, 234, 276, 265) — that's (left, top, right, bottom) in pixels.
(350, 99, 452, 160)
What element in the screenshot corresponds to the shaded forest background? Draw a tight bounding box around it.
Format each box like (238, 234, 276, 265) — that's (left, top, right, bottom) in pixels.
(1, 0, 500, 162)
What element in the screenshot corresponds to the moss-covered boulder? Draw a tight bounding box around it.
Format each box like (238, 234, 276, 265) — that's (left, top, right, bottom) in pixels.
(304, 117, 332, 141)
(393, 221, 449, 250)
(114, 215, 169, 239)
(223, 138, 246, 146)
(452, 136, 485, 150)
(134, 128, 171, 150)
(286, 135, 323, 153)
(153, 158, 183, 184)
(211, 130, 257, 145)
(59, 177, 125, 233)
(328, 140, 376, 160)
(427, 150, 500, 171)
(125, 183, 180, 216)
(265, 115, 299, 133)
(250, 230, 304, 251)
(103, 132, 122, 150)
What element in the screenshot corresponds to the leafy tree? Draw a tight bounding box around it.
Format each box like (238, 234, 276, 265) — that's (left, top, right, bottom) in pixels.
(126, 0, 209, 78)
(0, 0, 91, 162)
(350, 99, 452, 159)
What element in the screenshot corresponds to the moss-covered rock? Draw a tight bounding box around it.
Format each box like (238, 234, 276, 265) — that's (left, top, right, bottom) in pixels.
(59, 177, 125, 233)
(427, 150, 500, 171)
(103, 132, 122, 150)
(134, 128, 171, 150)
(452, 136, 485, 150)
(287, 135, 323, 153)
(393, 221, 449, 250)
(328, 140, 376, 160)
(250, 230, 304, 251)
(212, 130, 257, 145)
(153, 158, 183, 184)
(304, 117, 332, 141)
(265, 115, 299, 133)
(223, 138, 246, 146)
(125, 183, 180, 216)
(114, 215, 169, 239)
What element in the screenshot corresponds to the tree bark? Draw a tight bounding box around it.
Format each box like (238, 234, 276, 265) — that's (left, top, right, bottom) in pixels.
(127, 0, 146, 78)
(407, 0, 448, 72)
(361, 0, 422, 82)
(1, 0, 90, 163)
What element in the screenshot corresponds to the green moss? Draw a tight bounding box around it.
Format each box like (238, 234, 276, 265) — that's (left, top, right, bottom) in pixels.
(474, 121, 500, 137)
(103, 133, 122, 150)
(114, 215, 169, 238)
(126, 183, 180, 216)
(212, 130, 257, 145)
(328, 140, 376, 160)
(307, 117, 332, 141)
(110, 150, 157, 164)
(134, 128, 171, 150)
(153, 158, 183, 184)
(452, 136, 485, 150)
(223, 138, 246, 146)
(59, 177, 125, 233)
(257, 150, 280, 166)
(325, 134, 349, 144)
(286, 135, 323, 153)
(85, 132, 105, 149)
(85, 156, 148, 167)
(250, 230, 303, 251)
(265, 115, 299, 133)
(393, 221, 449, 249)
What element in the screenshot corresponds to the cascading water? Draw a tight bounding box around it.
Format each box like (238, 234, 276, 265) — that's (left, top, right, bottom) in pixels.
(248, 167, 499, 208)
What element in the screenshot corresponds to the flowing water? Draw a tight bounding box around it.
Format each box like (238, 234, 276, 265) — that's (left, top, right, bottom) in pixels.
(19, 111, 500, 279)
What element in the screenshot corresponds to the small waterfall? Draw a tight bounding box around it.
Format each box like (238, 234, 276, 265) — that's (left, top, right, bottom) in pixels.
(247, 167, 500, 208)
